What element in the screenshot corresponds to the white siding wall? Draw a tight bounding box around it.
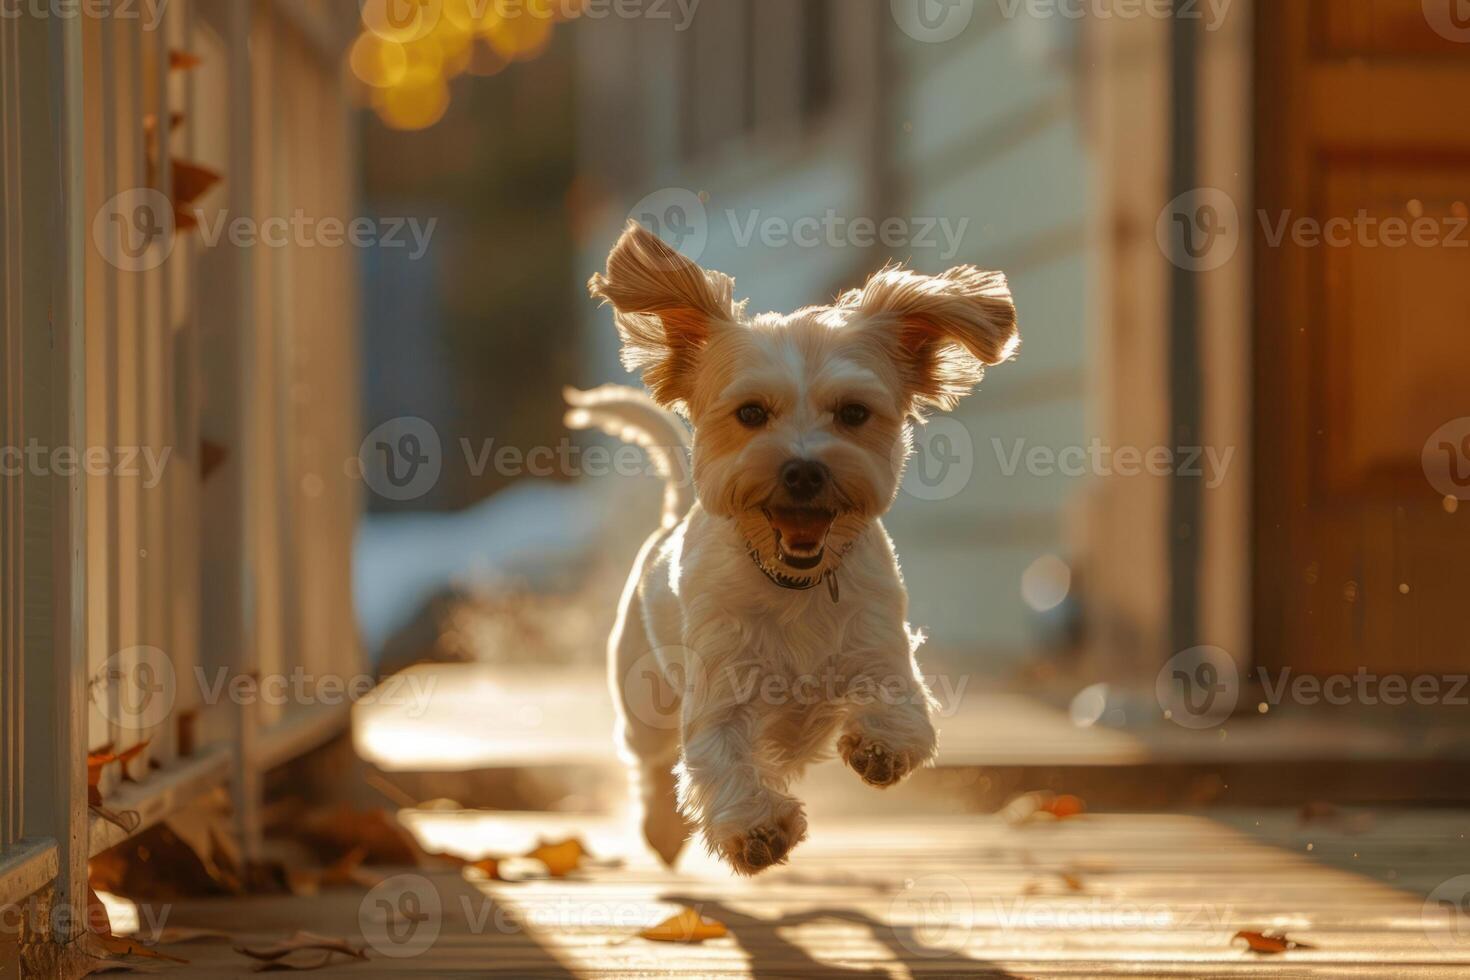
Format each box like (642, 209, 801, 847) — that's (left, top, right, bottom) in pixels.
(885, 11, 1090, 658)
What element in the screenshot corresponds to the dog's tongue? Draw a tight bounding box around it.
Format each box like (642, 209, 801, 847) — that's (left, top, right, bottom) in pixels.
(769, 508, 834, 552)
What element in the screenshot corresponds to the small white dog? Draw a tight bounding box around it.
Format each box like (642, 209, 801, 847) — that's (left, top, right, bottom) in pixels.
(566, 223, 1018, 875)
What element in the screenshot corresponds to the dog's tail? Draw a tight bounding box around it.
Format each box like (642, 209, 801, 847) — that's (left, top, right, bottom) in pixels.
(563, 384, 693, 527)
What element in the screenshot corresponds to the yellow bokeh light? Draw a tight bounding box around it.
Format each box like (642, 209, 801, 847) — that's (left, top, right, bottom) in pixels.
(441, 0, 482, 34)
(401, 35, 447, 76)
(482, 6, 553, 61)
(435, 28, 474, 78)
(375, 66, 451, 130)
(349, 33, 408, 88)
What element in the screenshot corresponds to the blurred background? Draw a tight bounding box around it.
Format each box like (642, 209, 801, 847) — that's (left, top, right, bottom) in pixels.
(6, 0, 1470, 972)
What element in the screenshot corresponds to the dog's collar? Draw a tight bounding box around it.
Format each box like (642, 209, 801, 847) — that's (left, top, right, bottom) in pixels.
(746, 549, 842, 603)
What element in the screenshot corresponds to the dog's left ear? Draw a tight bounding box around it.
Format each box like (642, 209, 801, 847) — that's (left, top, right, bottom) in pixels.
(846, 264, 1019, 411)
(588, 222, 741, 410)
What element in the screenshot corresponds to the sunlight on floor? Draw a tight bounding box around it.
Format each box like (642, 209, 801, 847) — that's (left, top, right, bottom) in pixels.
(354, 663, 617, 771)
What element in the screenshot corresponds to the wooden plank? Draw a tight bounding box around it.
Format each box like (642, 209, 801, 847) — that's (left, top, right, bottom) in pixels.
(0, 840, 58, 910)
(87, 746, 231, 857)
(140, 808, 1470, 976)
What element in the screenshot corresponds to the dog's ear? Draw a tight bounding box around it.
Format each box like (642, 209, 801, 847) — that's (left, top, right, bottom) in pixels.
(845, 264, 1019, 411)
(588, 222, 740, 409)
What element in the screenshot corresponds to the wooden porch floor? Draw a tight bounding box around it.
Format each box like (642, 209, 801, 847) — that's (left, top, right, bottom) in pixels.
(127, 805, 1470, 977)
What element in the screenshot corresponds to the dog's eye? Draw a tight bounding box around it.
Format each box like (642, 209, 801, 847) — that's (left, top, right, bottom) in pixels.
(838, 403, 871, 426)
(736, 403, 769, 428)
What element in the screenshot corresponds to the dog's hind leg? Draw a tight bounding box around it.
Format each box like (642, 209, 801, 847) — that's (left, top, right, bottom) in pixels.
(608, 544, 693, 867)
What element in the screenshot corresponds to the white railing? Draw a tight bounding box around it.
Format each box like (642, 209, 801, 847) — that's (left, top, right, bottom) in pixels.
(1, 0, 361, 934)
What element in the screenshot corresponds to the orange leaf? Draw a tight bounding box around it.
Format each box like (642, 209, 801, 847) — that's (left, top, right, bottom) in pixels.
(638, 907, 728, 943)
(466, 856, 502, 880)
(200, 439, 229, 479)
(525, 838, 587, 877)
(1233, 930, 1315, 954)
(1002, 791, 1087, 825)
(1043, 794, 1086, 819)
(87, 741, 151, 797)
(170, 49, 202, 71)
(144, 926, 231, 944)
(172, 158, 222, 210)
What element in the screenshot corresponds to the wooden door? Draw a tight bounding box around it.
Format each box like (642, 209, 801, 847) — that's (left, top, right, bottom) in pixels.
(1254, 0, 1470, 675)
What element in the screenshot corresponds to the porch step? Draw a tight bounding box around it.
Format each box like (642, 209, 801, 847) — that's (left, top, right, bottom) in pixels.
(352, 663, 1470, 811)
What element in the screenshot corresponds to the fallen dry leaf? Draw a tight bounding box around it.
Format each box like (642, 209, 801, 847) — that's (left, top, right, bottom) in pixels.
(80, 932, 189, 964)
(466, 855, 502, 880)
(526, 838, 587, 877)
(1233, 929, 1315, 954)
(1002, 791, 1087, 825)
(88, 741, 152, 794)
(294, 805, 422, 866)
(639, 907, 728, 943)
(90, 821, 236, 900)
(89, 804, 142, 836)
(144, 926, 232, 944)
(235, 931, 367, 963)
(1046, 794, 1086, 819)
(170, 159, 223, 231)
(86, 886, 112, 936)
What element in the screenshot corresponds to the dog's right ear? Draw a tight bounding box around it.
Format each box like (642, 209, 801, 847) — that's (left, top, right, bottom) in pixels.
(588, 222, 739, 409)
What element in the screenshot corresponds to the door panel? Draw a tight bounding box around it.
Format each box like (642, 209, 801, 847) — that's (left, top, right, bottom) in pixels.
(1255, 2, 1470, 675)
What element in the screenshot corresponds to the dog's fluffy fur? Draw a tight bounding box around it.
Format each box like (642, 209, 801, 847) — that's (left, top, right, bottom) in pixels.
(567, 224, 1018, 875)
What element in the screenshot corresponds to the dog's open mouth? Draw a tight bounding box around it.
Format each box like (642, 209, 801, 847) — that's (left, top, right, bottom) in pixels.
(763, 506, 836, 570)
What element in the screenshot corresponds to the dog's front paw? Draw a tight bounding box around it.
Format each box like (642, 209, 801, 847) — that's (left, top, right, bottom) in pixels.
(714, 799, 807, 876)
(838, 733, 914, 788)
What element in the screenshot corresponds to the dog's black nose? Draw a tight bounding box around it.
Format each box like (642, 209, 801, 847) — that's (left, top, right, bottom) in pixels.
(780, 459, 828, 501)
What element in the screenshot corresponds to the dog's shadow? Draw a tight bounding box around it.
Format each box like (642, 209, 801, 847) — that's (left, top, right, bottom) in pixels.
(662, 893, 1017, 979)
